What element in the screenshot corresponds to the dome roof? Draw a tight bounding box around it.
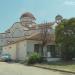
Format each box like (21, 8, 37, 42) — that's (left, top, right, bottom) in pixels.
(20, 12, 36, 20)
(55, 15, 63, 20)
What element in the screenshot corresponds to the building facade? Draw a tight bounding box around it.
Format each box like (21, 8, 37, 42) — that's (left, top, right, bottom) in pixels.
(0, 12, 62, 61)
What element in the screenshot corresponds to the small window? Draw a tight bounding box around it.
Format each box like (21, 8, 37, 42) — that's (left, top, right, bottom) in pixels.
(34, 44, 40, 53)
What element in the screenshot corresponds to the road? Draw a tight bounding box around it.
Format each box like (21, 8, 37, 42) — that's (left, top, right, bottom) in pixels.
(0, 62, 74, 75)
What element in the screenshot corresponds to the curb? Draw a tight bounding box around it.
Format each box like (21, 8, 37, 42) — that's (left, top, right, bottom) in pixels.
(33, 65, 75, 74)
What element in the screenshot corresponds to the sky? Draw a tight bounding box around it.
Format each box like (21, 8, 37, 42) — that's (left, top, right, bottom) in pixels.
(0, 0, 75, 32)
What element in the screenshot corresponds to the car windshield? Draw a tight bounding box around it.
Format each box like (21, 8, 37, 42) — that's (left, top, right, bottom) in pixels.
(2, 54, 11, 56)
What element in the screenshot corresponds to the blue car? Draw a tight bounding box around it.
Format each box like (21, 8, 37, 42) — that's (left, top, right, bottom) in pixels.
(1, 54, 11, 62)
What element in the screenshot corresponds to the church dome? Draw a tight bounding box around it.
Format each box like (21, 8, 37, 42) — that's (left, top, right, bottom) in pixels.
(20, 12, 36, 20)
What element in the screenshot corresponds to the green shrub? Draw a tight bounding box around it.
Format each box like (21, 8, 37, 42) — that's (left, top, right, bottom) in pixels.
(61, 49, 74, 61)
(27, 52, 42, 65)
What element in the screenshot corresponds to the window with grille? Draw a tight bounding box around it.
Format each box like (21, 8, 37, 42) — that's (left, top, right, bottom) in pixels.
(34, 44, 40, 53)
(47, 45, 56, 57)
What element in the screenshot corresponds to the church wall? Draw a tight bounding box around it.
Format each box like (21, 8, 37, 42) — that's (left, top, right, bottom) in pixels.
(2, 44, 16, 60)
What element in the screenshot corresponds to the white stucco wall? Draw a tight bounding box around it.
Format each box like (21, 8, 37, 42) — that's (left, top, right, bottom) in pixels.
(47, 58, 60, 62)
(16, 40, 27, 60)
(16, 40, 41, 60)
(2, 40, 27, 61)
(26, 40, 55, 57)
(26, 40, 41, 55)
(2, 44, 16, 60)
(2, 40, 56, 61)
(2, 40, 41, 61)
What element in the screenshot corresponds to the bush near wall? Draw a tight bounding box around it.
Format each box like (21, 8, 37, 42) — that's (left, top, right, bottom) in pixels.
(27, 52, 42, 65)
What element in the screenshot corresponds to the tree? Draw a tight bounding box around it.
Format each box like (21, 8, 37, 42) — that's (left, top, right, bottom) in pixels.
(40, 23, 52, 56)
(56, 18, 75, 61)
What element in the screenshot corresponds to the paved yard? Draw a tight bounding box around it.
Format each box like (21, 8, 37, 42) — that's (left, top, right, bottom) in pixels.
(0, 62, 74, 75)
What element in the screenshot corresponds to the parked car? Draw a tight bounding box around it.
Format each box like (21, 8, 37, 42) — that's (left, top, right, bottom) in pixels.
(1, 54, 11, 62)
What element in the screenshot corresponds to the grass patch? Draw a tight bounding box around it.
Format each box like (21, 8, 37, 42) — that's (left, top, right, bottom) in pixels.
(35, 61, 75, 72)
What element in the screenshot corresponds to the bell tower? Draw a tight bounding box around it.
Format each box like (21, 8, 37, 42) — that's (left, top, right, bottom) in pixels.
(20, 12, 36, 27)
